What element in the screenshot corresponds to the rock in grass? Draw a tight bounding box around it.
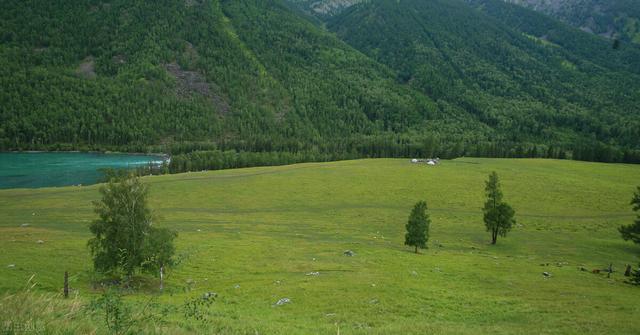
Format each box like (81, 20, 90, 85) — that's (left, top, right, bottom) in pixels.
(36, 240, 44, 244)
(306, 271, 320, 276)
(275, 298, 291, 306)
(343, 250, 355, 257)
(7, 264, 15, 268)
(202, 292, 217, 300)
(543, 272, 551, 277)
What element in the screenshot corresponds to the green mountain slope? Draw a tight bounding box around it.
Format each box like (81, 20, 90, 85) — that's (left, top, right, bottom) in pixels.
(1, 0, 638, 162)
(327, 0, 640, 159)
(1, 0, 459, 153)
(504, 0, 640, 44)
(286, 0, 365, 17)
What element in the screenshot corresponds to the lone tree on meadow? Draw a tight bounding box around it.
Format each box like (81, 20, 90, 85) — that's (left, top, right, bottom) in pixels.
(631, 264, 640, 286)
(483, 172, 516, 245)
(619, 186, 640, 246)
(88, 173, 177, 281)
(405, 201, 431, 253)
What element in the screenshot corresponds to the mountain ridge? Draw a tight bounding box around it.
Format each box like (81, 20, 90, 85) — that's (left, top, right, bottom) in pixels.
(503, 0, 640, 44)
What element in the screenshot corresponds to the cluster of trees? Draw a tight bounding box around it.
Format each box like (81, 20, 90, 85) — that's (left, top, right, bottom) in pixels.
(404, 172, 516, 253)
(89, 173, 177, 285)
(165, 142, 640, 175)
(404, 173, 640, 286)
(404, 174, 640, 287)
(168, 150, 346, 173)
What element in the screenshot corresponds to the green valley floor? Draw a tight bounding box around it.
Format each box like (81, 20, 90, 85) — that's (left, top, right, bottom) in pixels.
(0, 158, 639, 334)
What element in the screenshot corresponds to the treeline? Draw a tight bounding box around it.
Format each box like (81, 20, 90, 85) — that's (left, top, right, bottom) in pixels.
(163, 141, 640, 174)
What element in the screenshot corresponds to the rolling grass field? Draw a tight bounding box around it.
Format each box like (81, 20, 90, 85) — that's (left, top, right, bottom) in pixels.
(0, 158, 639, 334)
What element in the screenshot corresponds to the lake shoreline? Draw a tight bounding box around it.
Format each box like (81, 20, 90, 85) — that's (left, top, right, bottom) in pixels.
(1, 150, 170, 160)
(0, 152, 170, 189)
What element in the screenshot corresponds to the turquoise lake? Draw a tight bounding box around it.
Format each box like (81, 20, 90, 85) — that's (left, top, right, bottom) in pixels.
(0, 152, 166, 189)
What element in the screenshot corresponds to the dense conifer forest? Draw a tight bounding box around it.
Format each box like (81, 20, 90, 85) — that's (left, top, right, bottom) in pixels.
(1, 0, 639, 169)
(502, 0, 640, 44)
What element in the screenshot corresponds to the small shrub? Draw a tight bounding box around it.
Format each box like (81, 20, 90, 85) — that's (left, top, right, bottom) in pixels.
(89, 288, 171, 335)
(183, 293, 216, 324)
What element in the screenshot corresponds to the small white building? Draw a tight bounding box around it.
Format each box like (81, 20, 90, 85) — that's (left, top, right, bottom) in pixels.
(411, 158, 440, 165)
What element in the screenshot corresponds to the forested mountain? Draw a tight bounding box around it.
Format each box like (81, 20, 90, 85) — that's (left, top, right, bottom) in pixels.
(286, 0, 364, 17)
(1, 0, 639, 164)
(502, 0, 640, 44)
(327, 0, 640, 160)
(0, 0, 449, 154)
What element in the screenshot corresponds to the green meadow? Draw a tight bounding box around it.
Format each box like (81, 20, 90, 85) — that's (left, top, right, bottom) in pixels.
(0, 158, 639, 334)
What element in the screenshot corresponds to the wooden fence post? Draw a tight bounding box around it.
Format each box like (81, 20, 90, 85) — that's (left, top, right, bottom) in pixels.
(64, 271, 69, 298)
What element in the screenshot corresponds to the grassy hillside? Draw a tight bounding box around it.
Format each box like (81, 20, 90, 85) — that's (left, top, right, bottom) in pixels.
(1, 158, 639, 333)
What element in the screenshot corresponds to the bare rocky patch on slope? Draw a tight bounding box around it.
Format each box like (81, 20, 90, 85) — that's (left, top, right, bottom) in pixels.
(76, 57, 96, 79)
(288, 0, 364, 16)
(165, 62, 230, 115)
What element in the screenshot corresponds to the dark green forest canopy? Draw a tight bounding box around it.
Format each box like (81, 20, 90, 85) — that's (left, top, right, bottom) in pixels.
(327, 0, 640, 149)
(1, 0, 638, 162)
(0, 0, 462, 152)
(501, 0, 640, 45)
